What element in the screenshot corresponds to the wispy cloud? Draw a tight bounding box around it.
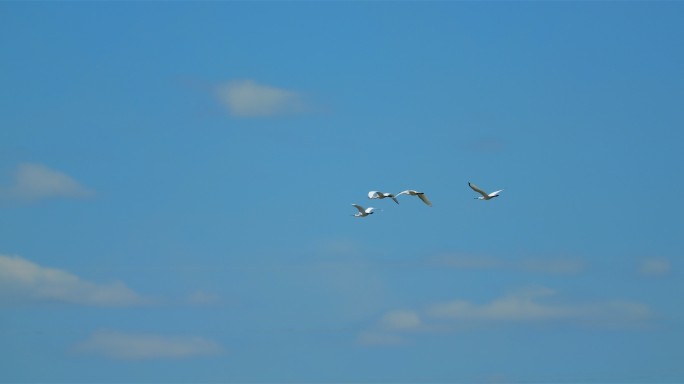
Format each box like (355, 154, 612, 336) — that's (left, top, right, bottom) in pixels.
(359, 286, 652, 346)
(426, 287, 651, 323)
(0, 254, 146, 307)
(216, 79, 307, 118)
(381, 310, 422, 331)
(75, 331, 223, 359)
(433, 253, 585, 274)
(357, 310, 422, 346)
(0, 163, 93, 201)
(639, 257, 671, 277)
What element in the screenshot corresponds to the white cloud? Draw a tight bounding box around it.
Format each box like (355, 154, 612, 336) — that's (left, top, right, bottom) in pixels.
(427, 287, 651, 324)
(0, 254, 146, 307)
(360, 286, 652, 346)
(76, 331, 223, 359)
(0, 163, 93, 201)
(428, 287, 576, 322)
(639, 258, 671, 277)
(216, 79, 306, 117)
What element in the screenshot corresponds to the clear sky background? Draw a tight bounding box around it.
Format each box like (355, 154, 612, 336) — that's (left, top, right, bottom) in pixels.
(1, 2, 683, 383)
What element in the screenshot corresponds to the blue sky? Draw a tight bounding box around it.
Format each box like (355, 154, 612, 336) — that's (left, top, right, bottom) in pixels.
(1, 2, 683, 383)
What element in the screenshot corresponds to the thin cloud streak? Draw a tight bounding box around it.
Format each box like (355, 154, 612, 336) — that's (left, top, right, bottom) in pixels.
(360, 286, 653, 347)
(0, 163, 94, 202)
(0, 254, 147, 307)
(426, 287, 652, 323)
(75, 331, 224, 360)
(381, 310, 422, 331)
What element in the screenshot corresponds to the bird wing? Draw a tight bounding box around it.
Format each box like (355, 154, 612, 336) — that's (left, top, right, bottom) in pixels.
(396, 190, 410, 197)
(468, 182, 489, 197)
(352, 204, 365, 213)
(418, 193, 432, 206)
(389, 194, 399, 204)
(488, 189, 503, 197)
(368, 191, 379, 199)
(365, 207, 375, 214)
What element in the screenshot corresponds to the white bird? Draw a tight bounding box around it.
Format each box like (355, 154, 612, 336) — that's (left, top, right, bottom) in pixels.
(368, 191, 399, 204)
(395, 190, 432, 206)
(351, 204, 376, 217)
(468, 182, 503, 200)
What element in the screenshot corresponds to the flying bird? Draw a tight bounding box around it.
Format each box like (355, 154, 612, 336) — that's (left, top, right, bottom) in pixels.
(468, 182, 503, 200)
(396, 190, 432, 206)
(368, 191, 399, 204)
(351, 204, 376, 217)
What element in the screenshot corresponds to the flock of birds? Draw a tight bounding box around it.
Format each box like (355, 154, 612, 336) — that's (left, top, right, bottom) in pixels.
(351, 182, 503, 217)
